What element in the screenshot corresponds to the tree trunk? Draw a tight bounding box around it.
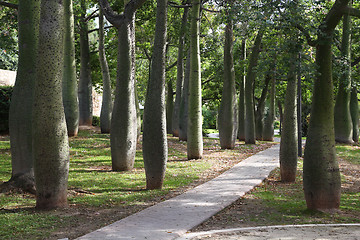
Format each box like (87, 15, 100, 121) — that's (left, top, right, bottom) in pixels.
(238, 39, 246, 141)
(7, 0, 40, 193)
(63, 0, 79, 137)
(350, 86, 359, 142)
(334, 10, 352, 144)
(179, 51, 190, 141)
(143, 0, 168, 190)
(172, 4, 189, 137)
(110, 18, 138, 171)
(166, 80, 174, 134)
(280, 52, 298, 183)
(263, 75, 275, 141)
(255, 74, 271, 140)
(78, 0, 93, 126)
(99, 9, 113, 134)
(219, 16, 238, 149)
(277, 100, 283, 135)
(33, 0, 69, 209)
(245, 30, 263, 144)
(303, 0, 348, 210)
(187, 0, 203, 159)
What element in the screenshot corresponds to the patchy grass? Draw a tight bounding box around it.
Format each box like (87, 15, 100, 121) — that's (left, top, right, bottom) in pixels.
(194, 145, 360, 231)
(0, 129, 274, 240)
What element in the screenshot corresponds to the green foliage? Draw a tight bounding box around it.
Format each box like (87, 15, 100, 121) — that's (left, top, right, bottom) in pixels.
(0, 86, 13, 133)
(0, 5, 18, 70)
(202, 105, 217, 129)
(92, 116, 100, 127)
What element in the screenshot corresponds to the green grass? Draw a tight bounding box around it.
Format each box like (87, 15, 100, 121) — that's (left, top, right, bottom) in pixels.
(336, 144, 360, 165)
(0, 129, 248, 239)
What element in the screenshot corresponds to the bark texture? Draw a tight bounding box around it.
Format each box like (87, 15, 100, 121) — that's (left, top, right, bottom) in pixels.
(255, 75, 271, 141)
(303, 0, 348, 210)
(179, 51, 190, 141)
(78, 0, 93, 126)
(63, 0, 79, 137)
(8, 0, 40, 193)
(280, 53, 298, 183)
(172, 5, 189, 137)
(143, 0, 168, 190)
(238, 40, 246, 141)
(99, 0, 146, 171)
(263, 76, 275, 141)
(219, 17, 238, 149)
(99, 9, 113, 134)
(187, 0, 203, 159)
(350, 86, 359, 142)
(33, 0, 69, 209)
(245, 30, 263, 144)
(166, 81, 174, 134)
(334, 10, 353, 143)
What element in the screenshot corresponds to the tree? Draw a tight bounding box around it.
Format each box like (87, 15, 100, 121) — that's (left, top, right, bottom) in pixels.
(262, 73, 275, 141)
(245, 29, 263, 144)
(172, 2, 189, 137)
(99, 8, 112, 134)
(166, 80, 174, 134)
(255, 74, 271, 140)
(143, 0, 168, 189)
(78, 0, 93, 126)
(63, 0, 79, 137)
(179, 51, 190, 141)
(219, 4, 238, 149)
(350, 86, 359, 142)
(302, 0, 360, 210)
(33, 0, 69, 209)
(7, 0, 39, 193)
(334, 8, 353, 143)
(187, 0, 203, 159)
(279, 48, 298, 183)
(99, 0, 146, 171)
(237, 39, 246, 141)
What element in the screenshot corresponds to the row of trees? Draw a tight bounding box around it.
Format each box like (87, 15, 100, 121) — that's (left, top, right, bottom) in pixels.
(1, 0, 360, 212)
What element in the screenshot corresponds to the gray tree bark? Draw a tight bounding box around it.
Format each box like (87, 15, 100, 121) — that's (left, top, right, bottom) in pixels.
(7, 0, 40, 193)
(63, 0, 79, 137)
(245, 30, 263, 144)
(166, 80, 174, 134)
(219, 15, 238, 149)
(263, 75, 275, 141)
(99, 9, 113, 134)
(99, 0, 146, 171)
(255, 75, 271, 141)
(179, 51, 190, 141)
(33, 0, 69, 209)
(187, 0, 203, 159)
(238, 39, 246, 141)
(172, 4, 189, 137)
(78, 0, 93, 126)
(350, 86, 359, 142)
(143, 0, 168, 189)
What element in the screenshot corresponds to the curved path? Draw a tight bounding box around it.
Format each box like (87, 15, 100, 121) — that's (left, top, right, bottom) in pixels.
(76, 144, 280, 240)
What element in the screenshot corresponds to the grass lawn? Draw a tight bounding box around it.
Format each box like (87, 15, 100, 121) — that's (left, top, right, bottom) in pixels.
(0, 128, 273, 239)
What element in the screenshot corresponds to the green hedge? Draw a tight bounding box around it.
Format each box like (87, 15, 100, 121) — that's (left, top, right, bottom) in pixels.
(0, 86, 13, 133)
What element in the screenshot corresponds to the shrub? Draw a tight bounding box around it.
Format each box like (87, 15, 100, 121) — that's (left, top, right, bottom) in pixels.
(0, 86, 13, 133)
(92, 116, 100, 127)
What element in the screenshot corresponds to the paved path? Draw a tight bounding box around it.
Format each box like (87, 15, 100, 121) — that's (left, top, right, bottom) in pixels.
(77, 144, 280, 240)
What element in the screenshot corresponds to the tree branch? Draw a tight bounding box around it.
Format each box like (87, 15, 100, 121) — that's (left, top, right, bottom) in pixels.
(0, 1, 17, 9)
(345, 6, 360, 18)
(352, 56, 360, 67)
(201, 7, 220, 13)
(295, 24, 317, 47)
(124, 0, 148, 18)
(168, 1, 191, 8)
(85, 9, 99, 22)
(166, 60, 178, 72)
(98, 0, 124, 27)
(88, 25, 114, 34)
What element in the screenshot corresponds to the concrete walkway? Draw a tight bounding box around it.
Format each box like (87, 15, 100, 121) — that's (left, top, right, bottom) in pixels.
(76, 144, 280, 240)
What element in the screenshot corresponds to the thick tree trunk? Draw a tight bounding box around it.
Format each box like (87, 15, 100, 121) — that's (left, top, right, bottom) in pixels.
(33, 0, 69, 209)
(350, 86, 359, 142)
(280, 53, 298, 183)
(263, 76, 275, 141)
(238, 39, 246, 141)
(166, 81, 174, 134)
(172, 5, 189, 137)
(99, 9, 113, 134)
(187, 0, 203, 159)
(110, 18, 138, 171)
(143, 0, 168, 190)
(179, 51, 190, 141)
(63, 0, 79, 137)
(303, 0, 348, 210)
(334, 11, 353, 143)
(7, 0, 40, 193)
(245, 30, 263, 144)
(219, 18, 238, 149)
(78, 0, 93, 126)
(255, 75, 271, 140)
